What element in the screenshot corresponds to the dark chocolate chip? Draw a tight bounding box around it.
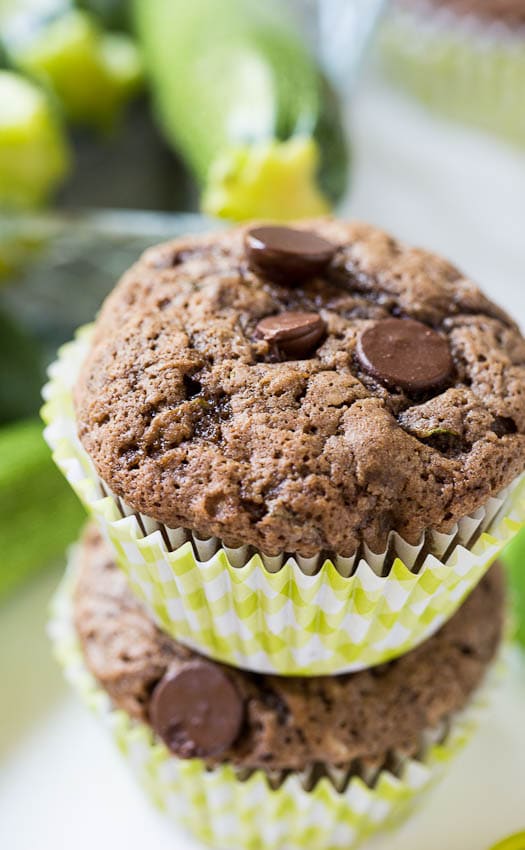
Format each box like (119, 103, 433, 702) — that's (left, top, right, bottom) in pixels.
(183, 374, 203, 399)
(491, 416, 517, 437)
(356, 318, 453, 393)
(245, 226, 336, 282)
(255, 311, 326, 358)
(150, 661, 244, 759)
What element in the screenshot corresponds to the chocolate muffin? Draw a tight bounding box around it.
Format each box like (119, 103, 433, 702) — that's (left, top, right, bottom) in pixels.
(74, 219, 525, 560)
(73, 525, 505, 785)
(383, 1, 525, 149)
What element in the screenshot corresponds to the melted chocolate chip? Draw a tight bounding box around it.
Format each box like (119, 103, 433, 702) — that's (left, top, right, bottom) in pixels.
(356, 318, 453, 393)
(149, 661, 244, 759)
(245, 226, 336, 282)
(255, 311, 326, 359)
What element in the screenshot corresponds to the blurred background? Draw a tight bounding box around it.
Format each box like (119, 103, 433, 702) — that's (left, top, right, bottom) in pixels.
(1, 1, 525, 848)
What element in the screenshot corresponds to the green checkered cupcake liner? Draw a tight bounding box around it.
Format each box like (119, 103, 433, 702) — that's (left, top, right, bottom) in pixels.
(381, 2, 525, 147)
(48, 552, 500, 850)
(42, 326, 525, 676)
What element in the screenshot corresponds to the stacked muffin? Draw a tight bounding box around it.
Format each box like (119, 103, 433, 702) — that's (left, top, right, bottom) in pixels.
(382, 0, 525, 147)
(45, 219, 525, 849)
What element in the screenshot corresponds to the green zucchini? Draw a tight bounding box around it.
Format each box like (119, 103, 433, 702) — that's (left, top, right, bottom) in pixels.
(0, 311, 44, 422)
(0, 418, 85, 600)
(3, 7, 143, 131)
(0, 70, 70, 208)
(133, 0, 349, 220)
(501, 528, 525, 649)
(76, 0, 130, 31)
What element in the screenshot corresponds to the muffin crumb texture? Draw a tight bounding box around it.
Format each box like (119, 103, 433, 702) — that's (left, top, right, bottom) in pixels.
(74, 527, 505, 775)
(75, 219, 525, 556)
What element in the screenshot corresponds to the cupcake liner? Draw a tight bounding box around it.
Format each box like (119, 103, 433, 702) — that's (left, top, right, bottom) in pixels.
(49, 554, 499, 850)
(42, 327, 525, 676)
(380, 3, 525, 147)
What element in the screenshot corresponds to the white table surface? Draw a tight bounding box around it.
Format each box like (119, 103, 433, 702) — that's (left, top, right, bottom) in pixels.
(3, 74, 525, 849)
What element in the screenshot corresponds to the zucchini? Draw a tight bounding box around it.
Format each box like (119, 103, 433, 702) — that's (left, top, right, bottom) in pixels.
(0, 70, 70, 208)
(0, 310, 44, 423)
(76, 0, 130, 31)
(133, 0, 349, 220)
(0, 419, 84, 600)
(3, 7, 143, 131)
(501, 528, 525, 649)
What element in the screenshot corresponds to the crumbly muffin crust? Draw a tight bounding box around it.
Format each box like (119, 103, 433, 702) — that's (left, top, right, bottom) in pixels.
(75, 219, 525, 556)
(74, 526, 505, 774)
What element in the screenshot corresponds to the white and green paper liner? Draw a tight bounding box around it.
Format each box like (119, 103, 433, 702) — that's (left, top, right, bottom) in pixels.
(381, 3, 525, 147)
(42, 326, 525, 676)
(49, 556, 499, 850)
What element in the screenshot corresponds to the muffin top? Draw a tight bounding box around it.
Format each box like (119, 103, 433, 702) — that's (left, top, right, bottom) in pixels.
(75, 218, 525, 557)
(401, 0, 525, 25)
(74, 526, 504, 777)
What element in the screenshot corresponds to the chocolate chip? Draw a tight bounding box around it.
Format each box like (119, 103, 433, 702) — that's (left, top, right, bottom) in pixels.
(245, 226, 336, 282)
(356, 318, 453, 393)
(149, 661, 244, 759)
(491, 416, 517, 436)
(183, 374, 202, 399)
(255, 311, 326, 358)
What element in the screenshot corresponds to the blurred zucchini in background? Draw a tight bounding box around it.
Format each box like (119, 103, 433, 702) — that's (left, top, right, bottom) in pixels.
(133, 0, 349, 220)
(0, 69, 70, 207)
(502, 529, 525, 649)
(76, 0, 130, 31)
(0, 311, 44, 422)
(3, 5, 143, 132)
(0, 419, 84, 601)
